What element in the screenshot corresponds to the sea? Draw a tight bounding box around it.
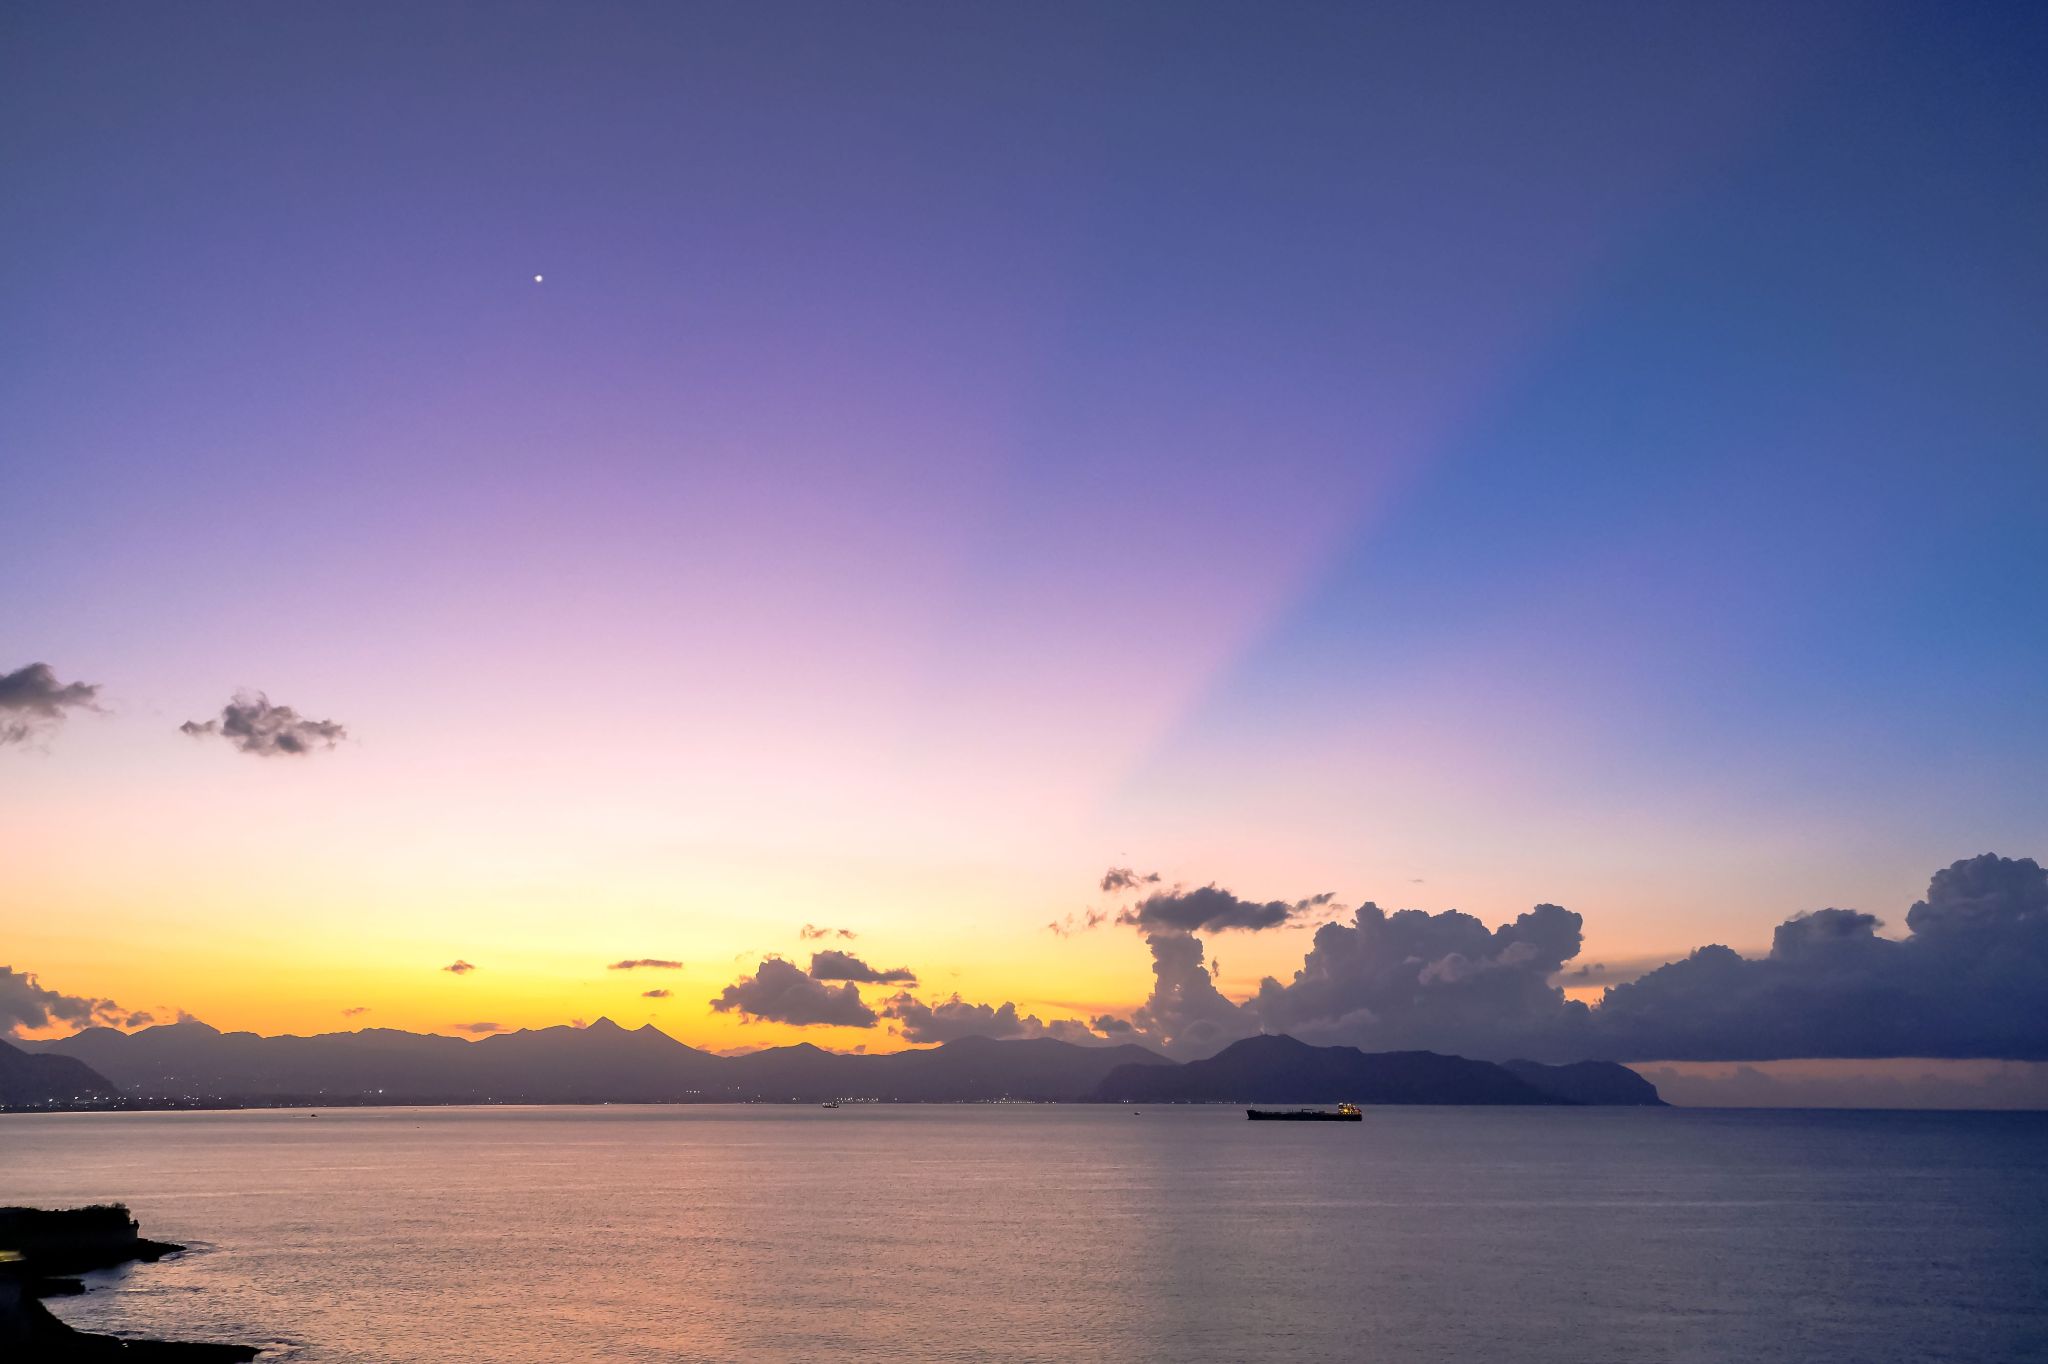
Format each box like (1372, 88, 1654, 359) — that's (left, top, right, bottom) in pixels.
(6, 1105, 2047, 1362)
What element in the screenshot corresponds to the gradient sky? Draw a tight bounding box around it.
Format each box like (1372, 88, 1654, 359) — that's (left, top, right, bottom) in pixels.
(5, 4, 2045, 1060)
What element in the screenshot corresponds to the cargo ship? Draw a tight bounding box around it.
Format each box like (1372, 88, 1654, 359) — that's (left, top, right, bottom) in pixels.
(1246, 1104, 1362, 1121)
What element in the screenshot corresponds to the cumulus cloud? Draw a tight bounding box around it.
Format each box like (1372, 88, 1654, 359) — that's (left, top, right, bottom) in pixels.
(0, 966, 140, 1036)
(1585, 854, 2048, 1061)
(1249, 900, 1588, 1059)
(1103, 854, 2048, 1064)
(711, 958, 876, 1027)
(1121, 884, 1337, 934)
(642, 989, 670, 999)
(608, 958, 683, 971)
(0, 662, 101, 747)
(880, 991, 1110, 1045)
(1124, 933, 1261, 1058)
(453, 1021, 505, 1035)
(807, 949, 916, 985)
(799, 924, 856, 941)
(180, 691, 346, 757)
(443, 960, 477, 975)
(1100, 867, 1161, 893)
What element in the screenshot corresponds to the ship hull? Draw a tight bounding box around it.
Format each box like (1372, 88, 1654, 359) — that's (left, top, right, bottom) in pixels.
(1246, 1109, 1362, 1121)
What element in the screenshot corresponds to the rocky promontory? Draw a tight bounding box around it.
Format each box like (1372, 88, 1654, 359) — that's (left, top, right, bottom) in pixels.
(0, 1205, 258, 1361)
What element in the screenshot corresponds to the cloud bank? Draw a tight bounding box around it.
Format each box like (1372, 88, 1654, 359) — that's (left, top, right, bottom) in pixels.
(0, 662, 101, 746)
(712, 958, 876, 1027)
(608, 959, 683, 971)
(181, 692, 346, 756)
(1107, 855, 2048, 1063)
(880, 991, 1107, 1045)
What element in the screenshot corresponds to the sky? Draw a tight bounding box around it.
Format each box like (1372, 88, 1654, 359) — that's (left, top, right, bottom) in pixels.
(4, 4, 2046, 1088)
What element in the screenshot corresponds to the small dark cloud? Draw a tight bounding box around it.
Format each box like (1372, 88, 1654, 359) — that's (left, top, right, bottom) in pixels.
(453, 1021, 505, 1035)
(341, 1006, 371, 1017)
(0, 662, 102, 747)
(1047, 909, 1109, 938)
(799, 924, 857, 941)
(808, 949, 916, 985)
(1101, 867, 1162, 894)
(607, 958, 683, 971)
(443, 960, 477, 975)
(711, 958, 876, 1027)
(180, 691, 346, 757)
(1121, 884, 1336, 935)
(641, 989, 671, 999)
(1, 965, 138, 1036)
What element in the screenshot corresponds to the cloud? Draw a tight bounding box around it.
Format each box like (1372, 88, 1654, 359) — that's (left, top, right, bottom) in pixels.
(1122, 933, 1261, 1058)
(180, 691, 346, 757)
(641, 989, 671, 999)
(443, 960, 476, 975)
(1046, 909, 1109, 938)
(880, 991, 1112, 1046)
(1584, 854, 2048, 1061)
(1105, 853, 2048, 1064)
(1120, 884, 1337, 934)
(341, 1006, 370, 1017)
(1100, 867, 1161, 893)
(711, 958, 876, 1027)
(807, 949, 916, 985)
(0, 662, 101, 746)
(1248, 900, 1588, 1059)
(453, 1021, 505, 1035)
(799, 924, 857, 941)
(607, 958, 683, 971)
(0, 966, 140, 1036)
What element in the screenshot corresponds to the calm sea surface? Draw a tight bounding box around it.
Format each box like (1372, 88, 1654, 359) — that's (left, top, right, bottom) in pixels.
(6, 1105, 2047, 1362)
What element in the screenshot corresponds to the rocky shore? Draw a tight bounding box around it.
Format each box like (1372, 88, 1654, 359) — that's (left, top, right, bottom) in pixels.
(0, 1206, 258, 1361)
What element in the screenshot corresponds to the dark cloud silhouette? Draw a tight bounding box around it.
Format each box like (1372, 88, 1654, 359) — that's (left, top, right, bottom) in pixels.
(1121, 884, 1337, 934)
(453, 1021, 505, 1035)
(1125, 934, 1261, 1058)
(807, 949, 916, 985)
(180, 691, 346, 756)
(880, 991, 1108, 1045)
(443, 960, 476, 975)
(1586, 854, 2048, 1061)
(607, 959, 683, 971)
(1249, 900, 1587, 1059)
(1100, 867, 1160, 893)
(0, 663, 101, 746)
(641, 989, 671, 999)
(799, 924, 856, 941)
(1, 966, 138, 1036)
(341, 1006, 370, 1017)
(1105, 854, 2048, 1064)
(712, 958, 876, 1027)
